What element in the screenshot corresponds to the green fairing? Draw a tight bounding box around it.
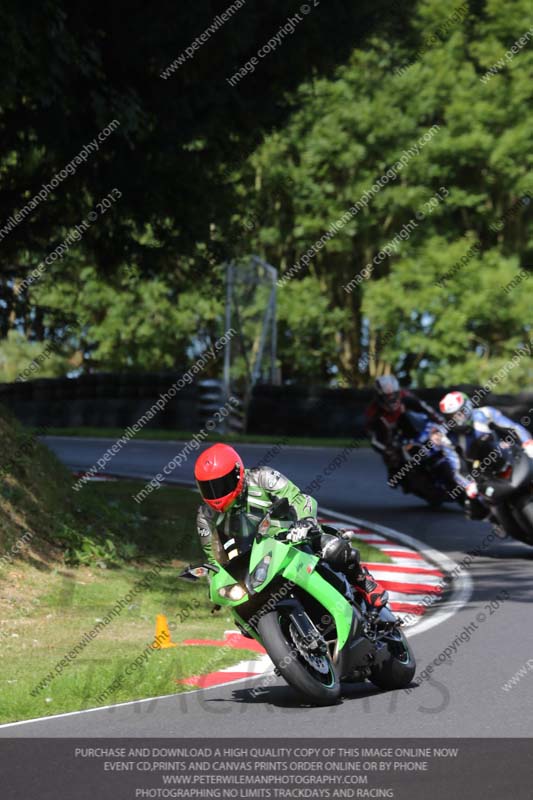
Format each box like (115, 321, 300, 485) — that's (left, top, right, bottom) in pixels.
(282, 554, 353, 651)
(209, 534, 353, 651)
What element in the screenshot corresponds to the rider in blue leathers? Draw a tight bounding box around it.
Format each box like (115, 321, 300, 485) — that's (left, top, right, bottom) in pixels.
(439, 391, 533, 517)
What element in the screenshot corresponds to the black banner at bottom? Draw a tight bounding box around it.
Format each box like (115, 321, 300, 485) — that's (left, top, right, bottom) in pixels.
(2, 738, 532, 800)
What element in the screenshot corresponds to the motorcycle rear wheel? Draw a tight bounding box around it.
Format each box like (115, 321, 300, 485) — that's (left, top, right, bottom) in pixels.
(369, 630, 416, 690)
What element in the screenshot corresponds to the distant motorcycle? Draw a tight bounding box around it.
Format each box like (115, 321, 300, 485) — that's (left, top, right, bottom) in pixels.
(467, 431, 533, 545)
(382, 410, 462, 507)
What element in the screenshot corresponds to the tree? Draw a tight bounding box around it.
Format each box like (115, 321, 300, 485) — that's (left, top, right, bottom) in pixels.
(234, 0, 533, 388)
(0, 0, 413, 284)
(29, 265, 225, 373)
(0, 331, 73, 383)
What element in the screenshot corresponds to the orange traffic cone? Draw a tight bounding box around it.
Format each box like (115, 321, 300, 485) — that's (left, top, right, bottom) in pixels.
(152, 614, 178, 649)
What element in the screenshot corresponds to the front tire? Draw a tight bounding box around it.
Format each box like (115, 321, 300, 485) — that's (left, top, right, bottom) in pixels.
(369, 630, 416, 690)
(510, 500, 533, 546)
(257, 610, 341, 706)
(496, 502, 533, 545)
(414, 474, 446, 507)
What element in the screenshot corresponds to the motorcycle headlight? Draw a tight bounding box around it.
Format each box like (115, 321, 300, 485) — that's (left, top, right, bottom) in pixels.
(219, 583, 246, 601)
(250, 555, 272, 589)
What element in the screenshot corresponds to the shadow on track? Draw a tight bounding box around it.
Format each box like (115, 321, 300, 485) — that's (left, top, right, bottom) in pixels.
(212, 682, 406, 710)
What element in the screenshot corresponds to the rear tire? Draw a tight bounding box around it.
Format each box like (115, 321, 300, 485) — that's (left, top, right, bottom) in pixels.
(369, 631, 416, 690)
(257, 610, 340, 706)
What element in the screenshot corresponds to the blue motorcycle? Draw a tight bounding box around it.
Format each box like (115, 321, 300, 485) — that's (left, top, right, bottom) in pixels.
(386, 410, 462, 507)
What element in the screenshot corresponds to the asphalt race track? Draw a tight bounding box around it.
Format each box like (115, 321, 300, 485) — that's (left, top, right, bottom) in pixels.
(3, 436, 533, 737)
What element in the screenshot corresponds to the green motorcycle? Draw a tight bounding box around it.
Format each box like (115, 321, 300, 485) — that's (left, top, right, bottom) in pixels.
(180, 498, 416, 705)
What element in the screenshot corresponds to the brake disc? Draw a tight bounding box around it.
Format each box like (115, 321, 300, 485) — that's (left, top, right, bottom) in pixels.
(289, 623, 330, 675)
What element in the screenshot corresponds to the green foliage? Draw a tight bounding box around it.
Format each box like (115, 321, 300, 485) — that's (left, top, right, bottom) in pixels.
(235, 0, 533, 388)
(52, 517, 138, 568)
(277, 276, 351, 383)
(0, 330, 72, 383)
(363, 238, 532, 388)
(2, 1, 532, 389)
(0, 1, 408, 282)
(0, 405, 137, 567)
(31, 265, 225, 373)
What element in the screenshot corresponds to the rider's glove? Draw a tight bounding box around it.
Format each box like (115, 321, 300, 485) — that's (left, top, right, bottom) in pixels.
(285, 517, 319, 543)
(522, 439, 533, 458)
(429, 427, 445, 446)
(465, 481, 479, 499)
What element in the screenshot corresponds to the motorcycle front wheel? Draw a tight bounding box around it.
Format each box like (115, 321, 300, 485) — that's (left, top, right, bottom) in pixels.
(257, 610, 341, 706)
(495, 502, 533, 545)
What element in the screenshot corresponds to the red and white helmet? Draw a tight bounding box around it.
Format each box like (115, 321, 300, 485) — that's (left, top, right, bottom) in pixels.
(194, 443, 245, 512)
(439, 391, 474, 431)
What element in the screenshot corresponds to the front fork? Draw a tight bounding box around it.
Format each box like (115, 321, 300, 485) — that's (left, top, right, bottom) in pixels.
(281, 558, 355, 651)
(276, 598, 328, 654)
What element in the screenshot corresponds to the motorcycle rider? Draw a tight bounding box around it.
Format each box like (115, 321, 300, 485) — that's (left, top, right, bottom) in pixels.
(439, 391, 533, 517)
(366, 375, 467, 493)
(194, 443, 388, 608)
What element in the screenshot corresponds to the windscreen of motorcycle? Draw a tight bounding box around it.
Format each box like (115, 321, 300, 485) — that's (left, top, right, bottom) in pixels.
(221, 509, 264, 557)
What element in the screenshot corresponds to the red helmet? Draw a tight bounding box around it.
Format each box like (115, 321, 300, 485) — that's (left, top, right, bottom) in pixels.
(194, 443, 245, 512)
